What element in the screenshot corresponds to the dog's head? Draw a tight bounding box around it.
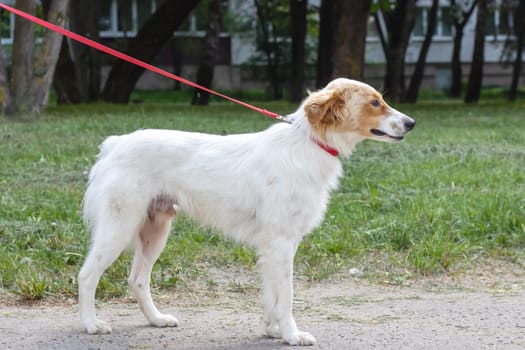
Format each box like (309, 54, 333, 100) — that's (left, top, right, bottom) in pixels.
(304, 78, 415, 146)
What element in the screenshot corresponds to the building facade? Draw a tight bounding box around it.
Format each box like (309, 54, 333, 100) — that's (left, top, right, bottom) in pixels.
(0, 0, 521, 91)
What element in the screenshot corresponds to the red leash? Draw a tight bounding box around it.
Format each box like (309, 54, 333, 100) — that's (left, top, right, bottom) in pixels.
(0, 3, 289, 122)
(1, 3, 340, 156)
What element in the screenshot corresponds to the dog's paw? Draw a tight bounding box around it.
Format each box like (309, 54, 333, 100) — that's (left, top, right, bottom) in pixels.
(149, 313, 179, 328)
(283, 331, 316, 346)
(85, 319, 112, 334)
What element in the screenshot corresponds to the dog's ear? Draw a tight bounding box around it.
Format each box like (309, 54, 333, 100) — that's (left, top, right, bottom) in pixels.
(304, 88, 347, 128)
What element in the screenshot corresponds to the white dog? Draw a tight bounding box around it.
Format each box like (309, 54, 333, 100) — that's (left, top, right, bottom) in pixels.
(78, 78, 415, 346)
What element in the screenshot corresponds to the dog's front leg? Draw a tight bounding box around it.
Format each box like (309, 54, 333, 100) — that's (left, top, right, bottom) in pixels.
(258, 239, 316, 346)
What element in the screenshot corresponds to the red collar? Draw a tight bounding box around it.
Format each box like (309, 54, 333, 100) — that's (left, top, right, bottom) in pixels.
(311, 137, 339, 157)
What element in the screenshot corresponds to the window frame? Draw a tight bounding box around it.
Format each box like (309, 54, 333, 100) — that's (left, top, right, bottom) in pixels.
(99, 0, 139, 38)
(485, 5, 516, 41)
(411, 5, 454, 41)
(0, 10, 14, 45)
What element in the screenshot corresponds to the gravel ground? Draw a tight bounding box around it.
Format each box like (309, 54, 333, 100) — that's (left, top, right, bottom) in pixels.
(1, 266, 524, 350)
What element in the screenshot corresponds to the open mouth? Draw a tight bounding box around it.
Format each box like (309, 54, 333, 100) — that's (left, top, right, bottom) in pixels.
(370, 129, 404, 141)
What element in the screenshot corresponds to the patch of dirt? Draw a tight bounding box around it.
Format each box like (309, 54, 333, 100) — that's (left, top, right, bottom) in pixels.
(1, 262, 524, 349)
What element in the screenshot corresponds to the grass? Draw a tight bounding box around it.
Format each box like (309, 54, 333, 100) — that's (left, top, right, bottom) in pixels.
(1, 96, 524, 300)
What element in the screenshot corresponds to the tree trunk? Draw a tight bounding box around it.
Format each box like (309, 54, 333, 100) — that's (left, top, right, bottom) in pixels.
(54, 39, 82, 104)
(405, 0, 438, 103)
(382, 0, 417, 103)
(10, 0, 36, 114)
(450, 29, 464, 97)
(81, 0, 101, 103)
(331, 0, 371, 80)
(32, 0, 69, 112)
(192, 0, 222, 106)
(0, 44, 14, 114)
(254, 0, 283, 100)
(46, 0, 79, 104)
(508, 0, 525, 101)
(316, 0, 334, 88)
(288, 0, 307, 102)
(172, 40, 183, 90)
(102, 0, 201, 103)
(465, 0, 487, 103)
(3, 0, 68, 116)
(374, 12, 387, 63)
(54, 1, 100, 103)
(450, 0, 477, 98)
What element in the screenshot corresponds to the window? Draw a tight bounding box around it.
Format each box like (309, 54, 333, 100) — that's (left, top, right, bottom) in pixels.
(99, 0, 144, 38)
(366, 15, 380, 40)
(176, 0, 229, 37)
(439, 6, 454, 37)
(413, 7, 426, 37)
(413, 6, 454, 39)
(0, 2, 46, 45)
(0, 9, 14, 45)
(486, 5, 515, 39)
(97, 0, 229, 39)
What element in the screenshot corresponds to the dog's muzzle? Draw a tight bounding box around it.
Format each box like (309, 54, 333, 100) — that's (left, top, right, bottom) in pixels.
(370, 114, 415, 142)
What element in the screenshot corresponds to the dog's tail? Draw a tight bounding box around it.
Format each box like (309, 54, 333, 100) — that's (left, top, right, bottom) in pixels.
(97, 135, 121, 160)
(83, 135, 124, 233)
(88, 135, 121, 179)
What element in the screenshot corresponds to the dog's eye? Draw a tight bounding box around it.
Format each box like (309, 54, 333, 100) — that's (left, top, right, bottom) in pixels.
(370, 99, 380, 107)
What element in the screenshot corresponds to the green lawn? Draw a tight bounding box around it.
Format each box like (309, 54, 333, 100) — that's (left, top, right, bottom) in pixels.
(1, 98, 524, 300)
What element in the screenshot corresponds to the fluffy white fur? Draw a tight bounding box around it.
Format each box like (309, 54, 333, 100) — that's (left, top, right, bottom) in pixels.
(78, 78, 415, 346)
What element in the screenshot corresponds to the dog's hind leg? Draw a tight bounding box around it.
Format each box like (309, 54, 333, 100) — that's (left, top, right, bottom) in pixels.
(128, 201, 179, 328)
(78, 224, 135, 334)
(259, 238, 316, 346)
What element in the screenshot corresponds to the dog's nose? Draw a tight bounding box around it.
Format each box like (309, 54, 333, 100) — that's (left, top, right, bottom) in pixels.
(404, 119, 416, 130)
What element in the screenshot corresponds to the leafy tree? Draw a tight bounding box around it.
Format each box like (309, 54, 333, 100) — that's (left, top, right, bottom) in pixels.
(102, 0, 200, 103)
(53, 1, 100, 103)
(0, 43, 13, 114)
(230, 0, 318, 99)
(376, 0, 417, 102)
(2, 0, 69, 117)
(253, 0, 289, 99)
(192, 0, 223, 105)
(405, 0, 438, 103)
(289, 0, 308, 102)
(449, 0, 478, 97)
(331, 0, 371, 80)
(316, 0, 371, 88)
(465, 0, 488, 103)
(315, 0, 333, 88)
(507, 0, 524, 101)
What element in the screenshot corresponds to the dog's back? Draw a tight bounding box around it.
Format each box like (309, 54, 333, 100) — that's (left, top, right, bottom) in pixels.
(83, 127, 340, 244)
